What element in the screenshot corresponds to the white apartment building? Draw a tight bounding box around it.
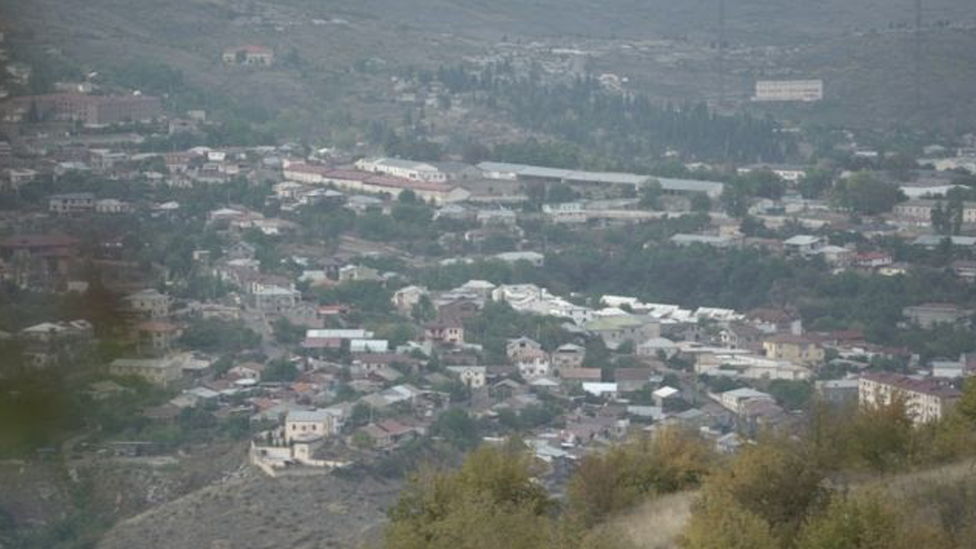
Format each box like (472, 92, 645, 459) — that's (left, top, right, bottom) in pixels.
(859, 372, 961, 425)
(354, 157, 448, 183)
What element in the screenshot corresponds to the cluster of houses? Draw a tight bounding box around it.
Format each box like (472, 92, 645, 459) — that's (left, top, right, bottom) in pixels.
(2, 69, 976, 480)
(66, 264, 961, 476)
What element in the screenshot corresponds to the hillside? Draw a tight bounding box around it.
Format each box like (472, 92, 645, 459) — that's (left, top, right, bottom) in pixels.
(95, 469, 402, 549)
(604, 459, 976, 549)
(3, 0, 975, 135)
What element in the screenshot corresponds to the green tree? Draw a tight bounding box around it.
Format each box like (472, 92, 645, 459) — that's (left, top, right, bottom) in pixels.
(691, 193, 712, 213)
(272, 318, 304, 345)
(639, 179, 663, 210)
(568, 427, 715, 527)
(178, 317, 261, 354)
(680, 491, 780, 549)
(431, 408, 481, 450)
(797, 492, 949, 549)
(849, 392, 914, 472)
(411, 295, 436, 322)
(833, 172, 904, 215)
(958, 377, 976, 427)
(384, 444, 553, 549)
(682, 437, 826, 546)
(263, 359, 299, 382)
(767, 380, 813, 411)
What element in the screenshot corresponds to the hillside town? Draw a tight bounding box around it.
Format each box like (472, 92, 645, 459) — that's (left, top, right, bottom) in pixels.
(3, 70, 976, 483)
(4, 0, 976, 541)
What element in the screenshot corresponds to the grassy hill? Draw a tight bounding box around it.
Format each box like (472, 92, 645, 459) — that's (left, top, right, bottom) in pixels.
(602, 458, 976, 549)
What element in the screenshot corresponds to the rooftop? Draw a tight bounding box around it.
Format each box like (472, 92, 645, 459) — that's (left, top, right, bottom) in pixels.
(861, 372, 962, 400)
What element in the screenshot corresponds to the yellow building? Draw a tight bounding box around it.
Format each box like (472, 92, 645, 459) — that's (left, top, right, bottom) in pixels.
(762, 334, 825, 366)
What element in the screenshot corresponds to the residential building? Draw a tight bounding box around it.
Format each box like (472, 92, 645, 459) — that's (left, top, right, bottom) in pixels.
(20, 320, 94, 367)
(782, 235, 824, 256)
(737, 164, 808, 182)
(584, 316, 660, 351)
(49, 193, 95, 214)
(7, 168, 37, 190)
(122, 289, 171, 320)
(753, 79, 824, 102)
(108, 357, 182, 386)
(222, 45, 275, 66)
(0, 234, 80, 290)
(551, 343, 586, 371)
(392, 285, 428, 313)
(517, 356, 552, 380)
(559, 368, 602, 384)
(614, 368, 655, 392)
(446, 366, 487, 388)
(476, 208, 518, 226)
(350, 339, 390, 354)
(284, 409, 340, 444)
(95, 198, 133, 214)
(542, 202, 587, 224)
(859, 372, 961, 425)
(137, 321, 180, 356)
(762, 334, 825, 366)
(815, 379, 860, 406)
(252, 285, 300, 314)
(303, 328, 374, 350)
(637, 337, 679, 359)
(903, 303, 973, 329)
(716, 388, 775, 414)
(653, 386, 681, 407)
(338, 264, 382, 283)
(3, 93, 163, 125)
(506, 337, 545, 363)
(424, 317, 464, 345)
(582, 382, 618, 399)
(494, 251, 545, 267)
(670, 234, 736, 248)
(696, 353, 811, 381)
(951, 260, 976, 281)
(893, 199, 976, 226)
(720, 322, 764, 352)
(354, 157, 448, 183)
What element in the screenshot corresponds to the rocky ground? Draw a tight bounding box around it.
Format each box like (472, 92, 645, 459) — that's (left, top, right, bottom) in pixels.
(96, 468, 402, 549)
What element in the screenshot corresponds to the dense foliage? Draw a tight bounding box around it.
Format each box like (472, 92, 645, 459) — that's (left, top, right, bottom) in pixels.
(436, 64, 795, 168)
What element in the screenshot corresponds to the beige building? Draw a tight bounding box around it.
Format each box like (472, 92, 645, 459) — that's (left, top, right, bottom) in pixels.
(284, 409, 340, 444)
(446, 366, 487, 389)
(136, 321, 181, 356)
(123, 289, 171, 320)
(424, 317, 464, 345)
(762, 334, 825, 366)
(108, 357, 181, 386)
(893, 199, 976, 226)
(859, 372, 961, 425)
